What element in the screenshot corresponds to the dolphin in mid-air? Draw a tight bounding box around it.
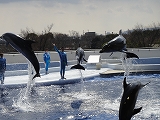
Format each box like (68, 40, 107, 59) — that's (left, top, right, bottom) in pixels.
(1, 33, 40, 79)
(99, 30, 139, 59)
(119, 77, 150, 120)
(71, 45, 87, 70)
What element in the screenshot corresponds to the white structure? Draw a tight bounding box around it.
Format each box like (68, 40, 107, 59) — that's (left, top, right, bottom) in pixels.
(87, 55, 101, 69)
(106, 57, 160, 72)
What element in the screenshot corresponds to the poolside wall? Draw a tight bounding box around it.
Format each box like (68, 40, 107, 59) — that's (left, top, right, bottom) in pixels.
(4, 48, 160, 64)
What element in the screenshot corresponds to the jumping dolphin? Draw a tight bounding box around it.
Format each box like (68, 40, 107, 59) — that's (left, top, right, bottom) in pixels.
(1, 33, 40, 79)
(99, 30, 139, 59)
(119, 77, 150, 120)
(71, 45, 87, 70)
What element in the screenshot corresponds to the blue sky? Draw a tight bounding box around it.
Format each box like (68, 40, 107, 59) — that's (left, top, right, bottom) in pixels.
(0, 0, 159, 35)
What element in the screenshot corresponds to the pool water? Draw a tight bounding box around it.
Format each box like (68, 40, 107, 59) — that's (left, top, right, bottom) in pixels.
(0, 73, 159, 120)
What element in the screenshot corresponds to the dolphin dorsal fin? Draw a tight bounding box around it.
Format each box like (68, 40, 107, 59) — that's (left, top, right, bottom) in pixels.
(132, 107, 142, 116)
(119, 29, 122, 35)
(123, 77, 128, 90)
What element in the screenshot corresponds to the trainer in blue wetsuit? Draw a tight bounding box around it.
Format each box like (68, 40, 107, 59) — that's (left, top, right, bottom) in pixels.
(0, 53, 6, 84)
(43, 49, 50, 74)
(53, 44, 68, 79)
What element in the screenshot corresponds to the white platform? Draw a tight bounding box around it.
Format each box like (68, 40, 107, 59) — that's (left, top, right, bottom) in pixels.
(3, 66, 110, 88)
(87, 55, 101, 69)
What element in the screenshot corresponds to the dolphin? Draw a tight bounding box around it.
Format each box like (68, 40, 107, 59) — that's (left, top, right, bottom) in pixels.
(1, 33, 40, 79)
(99, 30, 139, 59)
(119, 77, 150, 120)
(71, 46, 87, 70)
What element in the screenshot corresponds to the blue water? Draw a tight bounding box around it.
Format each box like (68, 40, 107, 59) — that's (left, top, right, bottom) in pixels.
(0, 73, 160, 120)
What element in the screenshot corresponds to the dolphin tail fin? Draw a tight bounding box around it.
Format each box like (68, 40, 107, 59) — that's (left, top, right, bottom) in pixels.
(32, 73, 40, 80)
(119, 29, 122, 35)
(123, 51, 139, 59)
(71, 64, 85, 70)
(132, 107, 142, 116)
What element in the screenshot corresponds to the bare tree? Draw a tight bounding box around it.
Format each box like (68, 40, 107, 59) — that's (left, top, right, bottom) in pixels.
(69, 30, 81, 49)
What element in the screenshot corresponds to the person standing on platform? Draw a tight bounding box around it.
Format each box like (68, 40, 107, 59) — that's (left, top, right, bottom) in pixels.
(0, 53, 6, 84)
(52, 44, 68, 79)
(43, 48, 50, 74)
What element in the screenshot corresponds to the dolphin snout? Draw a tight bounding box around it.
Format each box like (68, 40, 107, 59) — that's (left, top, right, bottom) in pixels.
(99, 50, 103, 53)
(0, 36, 6, 44)
(99, 50, 104, 53)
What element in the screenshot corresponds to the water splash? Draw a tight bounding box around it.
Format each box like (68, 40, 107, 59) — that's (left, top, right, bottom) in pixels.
(12, 60, 36, 112)
(12, 89, 34, 112)
(79, 69, 85, 93)
(25, 60, 35, 96)
(120, 53, 134, 78)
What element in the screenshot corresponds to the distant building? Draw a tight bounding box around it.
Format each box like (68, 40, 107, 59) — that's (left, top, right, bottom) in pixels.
(106, 32, 111, 35)
(84, 32, 96, 37)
